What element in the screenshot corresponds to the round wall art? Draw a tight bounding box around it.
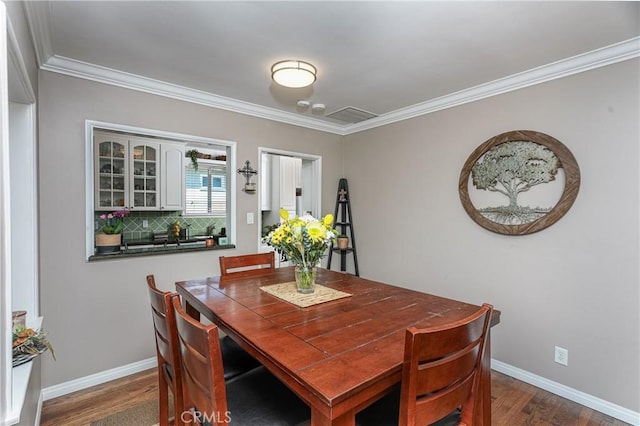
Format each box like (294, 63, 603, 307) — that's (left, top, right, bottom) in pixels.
(458, 130, 580, 235)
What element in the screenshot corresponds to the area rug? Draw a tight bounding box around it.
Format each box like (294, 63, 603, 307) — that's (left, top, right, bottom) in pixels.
(90, 399, 161, 426)
(260, 281, 352, 308)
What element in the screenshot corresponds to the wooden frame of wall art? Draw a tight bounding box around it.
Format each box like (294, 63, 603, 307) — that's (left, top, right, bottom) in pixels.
(458, 130, 580, 235)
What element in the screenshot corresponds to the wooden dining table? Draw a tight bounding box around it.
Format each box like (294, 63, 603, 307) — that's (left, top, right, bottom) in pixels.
(176, 266, 500, 426)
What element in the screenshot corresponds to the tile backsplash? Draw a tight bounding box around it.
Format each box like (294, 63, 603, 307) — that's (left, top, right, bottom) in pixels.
(94, 211, 227, 241)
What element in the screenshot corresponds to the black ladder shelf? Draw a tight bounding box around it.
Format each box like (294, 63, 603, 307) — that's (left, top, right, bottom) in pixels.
(327, 178, 359, 276)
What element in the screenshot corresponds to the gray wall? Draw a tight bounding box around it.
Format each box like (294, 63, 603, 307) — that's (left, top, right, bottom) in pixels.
(343, 59, 639, 410)
(37, 71, 343, 387)
(38, 58, 639, 413)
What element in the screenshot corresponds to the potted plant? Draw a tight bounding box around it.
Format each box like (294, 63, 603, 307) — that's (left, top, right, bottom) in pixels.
(337, 234, 349, 250)
(95, 209, 130, 253)
(186, 149, 199, 170)
(13, 324, 55, 367)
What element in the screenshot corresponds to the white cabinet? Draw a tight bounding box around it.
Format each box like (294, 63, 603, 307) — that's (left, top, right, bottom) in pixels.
(264, 155, 301, 217)
(94, 131, 185, 211)
(129, 138, 159, 210)
(160, 143, 185, 210)
(95, 132, 129, 210)
(279, 156, 301, 216)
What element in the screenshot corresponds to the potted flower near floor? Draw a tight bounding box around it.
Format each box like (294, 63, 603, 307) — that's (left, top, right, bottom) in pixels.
(95, 209, 130, 254)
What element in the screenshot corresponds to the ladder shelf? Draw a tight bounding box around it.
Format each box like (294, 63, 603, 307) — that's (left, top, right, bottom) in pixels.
(327, 178, 359, 276)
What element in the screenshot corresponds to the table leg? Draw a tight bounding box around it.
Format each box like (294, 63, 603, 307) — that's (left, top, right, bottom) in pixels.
(311, 407, 355, 426)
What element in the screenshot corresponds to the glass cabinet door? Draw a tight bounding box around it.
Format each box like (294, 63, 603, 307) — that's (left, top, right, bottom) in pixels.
(130, 140, 159, 210)
(95, 133, 128, 210)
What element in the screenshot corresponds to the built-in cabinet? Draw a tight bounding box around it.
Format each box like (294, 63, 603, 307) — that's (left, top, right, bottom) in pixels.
(262, 154, 301, 215)
(261, 154, 302, 230)
(94, 131, 184, 211)
(160, 143, 186, 210)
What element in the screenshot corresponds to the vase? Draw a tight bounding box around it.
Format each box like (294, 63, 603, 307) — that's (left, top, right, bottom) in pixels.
(95, 233, 122, 254)
(294, 265, 317, 294)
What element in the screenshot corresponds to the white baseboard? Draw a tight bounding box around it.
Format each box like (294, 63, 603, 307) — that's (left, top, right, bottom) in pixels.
(492, 359, 640, 426)
(34, 391, 43, 426)
(39, 356, 640, 426)
(41, 357, 156, 401)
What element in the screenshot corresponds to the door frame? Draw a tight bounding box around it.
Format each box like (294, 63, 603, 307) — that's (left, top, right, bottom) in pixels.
(257, 147, 322, 256)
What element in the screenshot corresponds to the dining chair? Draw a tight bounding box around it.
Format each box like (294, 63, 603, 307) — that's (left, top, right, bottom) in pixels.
(147, 275, 260, 380)
(219, 252, 275, 278)
(146, 275, 185, 426)
(171, 295, 311, 425)
(356, 303, 494, 426)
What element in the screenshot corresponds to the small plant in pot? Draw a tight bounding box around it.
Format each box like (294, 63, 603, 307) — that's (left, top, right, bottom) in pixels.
(337, 234, 349, 250)
(186, 149, 199, 170)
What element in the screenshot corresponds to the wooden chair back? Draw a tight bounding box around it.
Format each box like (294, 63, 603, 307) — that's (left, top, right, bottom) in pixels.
(219, 252, 275, 278)
(146, 275, 184, 426)
(399, 303, 493, 426)
(172, 296, 229, 426)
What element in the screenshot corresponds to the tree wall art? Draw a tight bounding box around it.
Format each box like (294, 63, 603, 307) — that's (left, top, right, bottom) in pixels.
(459, 130, 580, 235)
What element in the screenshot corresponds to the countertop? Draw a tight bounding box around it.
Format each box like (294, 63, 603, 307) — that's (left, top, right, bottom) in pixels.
(89, 236, 233, 261)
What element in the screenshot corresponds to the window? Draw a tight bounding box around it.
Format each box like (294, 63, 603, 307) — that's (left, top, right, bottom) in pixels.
(185, 160, 227, 216)
(85, 120, 237, 259)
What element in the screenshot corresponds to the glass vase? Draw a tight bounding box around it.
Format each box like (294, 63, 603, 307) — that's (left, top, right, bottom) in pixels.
(294, 265, 317, 294)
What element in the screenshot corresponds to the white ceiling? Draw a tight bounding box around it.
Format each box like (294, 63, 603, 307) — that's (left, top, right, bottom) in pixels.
(22, 1, 640, 134)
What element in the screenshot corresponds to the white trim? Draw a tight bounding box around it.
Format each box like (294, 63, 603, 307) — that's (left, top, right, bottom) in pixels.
(492, 359, 640, 426)
(85, 120, 238, 259)
(348, 37, 640, 134)
(41, 357, 156, 402)
(33, 391, 43, 426)
(27, 22, 638, 136)
(256, 147, 322, 252)
(6, 20, 36, 104)
(37, 355, 640, 426)
(0, 3, 12, 422)
(21, 1, 53, 68)
(45, 55, 344, 135)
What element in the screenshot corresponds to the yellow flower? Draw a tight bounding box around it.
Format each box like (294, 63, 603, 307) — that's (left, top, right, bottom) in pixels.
(323, 214, 334, 228)
(307, 222, 324, 242)
(280, 208, 289, 220)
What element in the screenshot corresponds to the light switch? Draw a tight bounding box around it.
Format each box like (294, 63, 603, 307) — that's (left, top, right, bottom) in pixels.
(247, 212, 254, 224)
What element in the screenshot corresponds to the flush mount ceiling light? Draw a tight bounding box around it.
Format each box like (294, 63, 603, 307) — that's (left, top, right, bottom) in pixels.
(271, 60, 317, 88)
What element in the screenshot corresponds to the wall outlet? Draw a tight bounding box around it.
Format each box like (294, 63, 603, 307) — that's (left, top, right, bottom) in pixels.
(554, 346, 568, 366)
(142, 220, 149, 228)
(247, 212, 254, 224)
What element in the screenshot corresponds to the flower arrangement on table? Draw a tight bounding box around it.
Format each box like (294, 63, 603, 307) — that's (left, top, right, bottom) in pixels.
(13, 325, 55, 367)
(97, 209, 130, 234)
(262, 209, 337, 293)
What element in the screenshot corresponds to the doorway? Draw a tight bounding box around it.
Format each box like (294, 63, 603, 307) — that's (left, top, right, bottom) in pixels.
(257, 148, 322, 259)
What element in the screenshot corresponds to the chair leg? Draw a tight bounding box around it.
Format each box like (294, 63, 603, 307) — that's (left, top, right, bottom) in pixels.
(158, 368, 169, 426)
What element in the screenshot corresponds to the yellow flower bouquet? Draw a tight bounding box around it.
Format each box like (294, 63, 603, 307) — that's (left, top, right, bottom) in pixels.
(263, 209, 337, 292)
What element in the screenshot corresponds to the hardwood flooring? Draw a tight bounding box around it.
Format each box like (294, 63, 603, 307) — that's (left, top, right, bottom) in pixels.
(40, 369, 630, 425)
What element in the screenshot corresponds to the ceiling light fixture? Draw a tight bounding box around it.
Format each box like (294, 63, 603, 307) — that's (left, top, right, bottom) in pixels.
(271, 60, 317, 88)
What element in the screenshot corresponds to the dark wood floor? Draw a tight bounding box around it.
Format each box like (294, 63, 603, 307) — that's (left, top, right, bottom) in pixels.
(40, 368, 629, 426)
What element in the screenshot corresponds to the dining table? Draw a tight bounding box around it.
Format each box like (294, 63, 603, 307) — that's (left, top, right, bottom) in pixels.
(176, 266, 500, 426)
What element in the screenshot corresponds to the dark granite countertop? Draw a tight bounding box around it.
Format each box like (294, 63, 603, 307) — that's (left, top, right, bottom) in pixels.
(89, 237, 233, 261)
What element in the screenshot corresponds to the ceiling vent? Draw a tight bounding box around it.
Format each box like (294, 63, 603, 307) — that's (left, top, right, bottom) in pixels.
(326, 107, 378, 124)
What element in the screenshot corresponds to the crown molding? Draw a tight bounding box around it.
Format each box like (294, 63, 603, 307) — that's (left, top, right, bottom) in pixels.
(347, 37, 640, 134)
(7, 17, 36, 103)
(41, 55, 347, 135)
(22, 0, 53, 67)
(25, 0, 639, 137)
